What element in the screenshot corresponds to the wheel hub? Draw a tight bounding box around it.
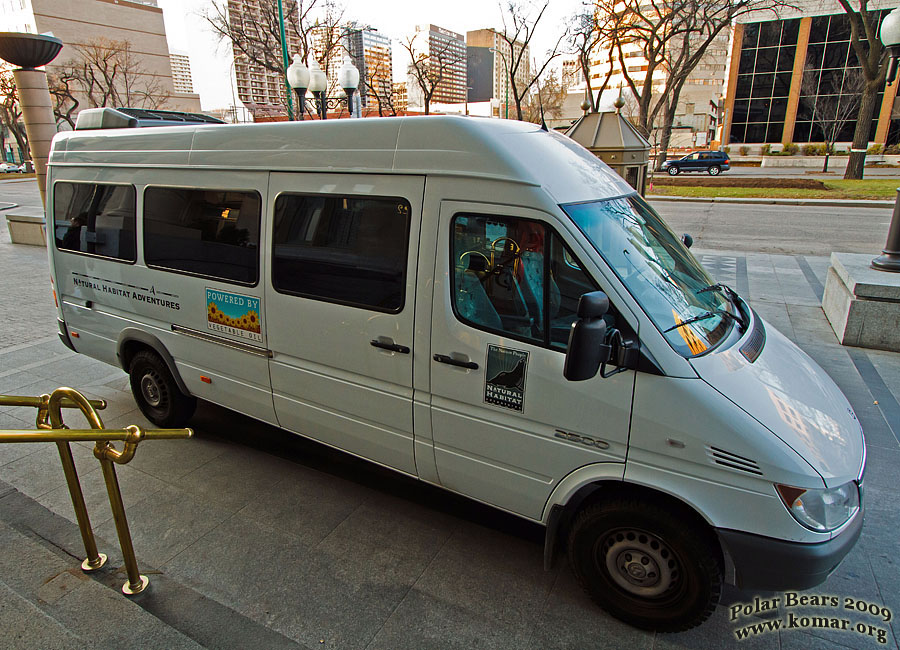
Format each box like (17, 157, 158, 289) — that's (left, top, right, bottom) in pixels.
(140, 373, 162, 407)
(601, 529, 678, 598)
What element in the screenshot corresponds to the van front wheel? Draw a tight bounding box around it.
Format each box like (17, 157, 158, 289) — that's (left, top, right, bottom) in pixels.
(567, 498, 721, 632)
(128, 350, 196, 427)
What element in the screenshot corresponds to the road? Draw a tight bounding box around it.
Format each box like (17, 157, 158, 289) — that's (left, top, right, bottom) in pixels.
(650, 199, 892, 256)
(655, 164, 900, 179)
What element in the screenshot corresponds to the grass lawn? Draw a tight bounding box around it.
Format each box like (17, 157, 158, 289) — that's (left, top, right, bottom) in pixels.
(648, 178, 900, 200)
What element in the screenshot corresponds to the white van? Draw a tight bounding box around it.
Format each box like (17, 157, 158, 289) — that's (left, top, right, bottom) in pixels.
(46, 111, 865, 631)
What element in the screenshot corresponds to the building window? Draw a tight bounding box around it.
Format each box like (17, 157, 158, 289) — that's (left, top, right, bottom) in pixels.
(451, 213, 597, 349)
(730, 18, 799, 143)
(53, 182, 136, 262)
(793, 11, 888, 144)
(144, 187, 261, 284)
(272, 194, 411, 312)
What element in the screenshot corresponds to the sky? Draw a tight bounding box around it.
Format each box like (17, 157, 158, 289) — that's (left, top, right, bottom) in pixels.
(155, 0, 582, 110)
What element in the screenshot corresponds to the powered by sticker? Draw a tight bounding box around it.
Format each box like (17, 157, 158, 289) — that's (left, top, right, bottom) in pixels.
(206, 288, 262, 342)
(484, 344, 528, 412)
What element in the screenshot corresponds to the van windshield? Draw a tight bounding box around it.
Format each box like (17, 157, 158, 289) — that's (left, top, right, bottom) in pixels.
(562, 194, 734, 357)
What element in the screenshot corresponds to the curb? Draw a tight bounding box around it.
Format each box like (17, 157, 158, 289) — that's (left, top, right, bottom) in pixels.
(646, 195, 894, 209)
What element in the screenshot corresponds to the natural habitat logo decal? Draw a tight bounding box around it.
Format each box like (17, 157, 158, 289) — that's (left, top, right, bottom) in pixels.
(206, 288, 262, 342)
(484, 344, 528, 412)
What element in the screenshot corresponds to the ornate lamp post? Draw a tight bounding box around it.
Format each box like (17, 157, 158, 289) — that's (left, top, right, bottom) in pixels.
(338, 56, 360, 118)
(286, 54, 310, 120)
(873, 7, 900, 272)
(0, 32, 63, 206)
(287, 55, 359, 120)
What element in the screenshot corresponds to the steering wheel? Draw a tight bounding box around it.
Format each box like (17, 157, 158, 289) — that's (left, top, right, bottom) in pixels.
(459, 250, 492, 272)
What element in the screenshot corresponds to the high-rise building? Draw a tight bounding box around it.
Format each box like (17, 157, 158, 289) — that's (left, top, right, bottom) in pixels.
(409, 25, 467, 106)
(229, 0, 300, 116)
(345, 24, 392, 109)
(581, 12, 728, 146)
(0, 0, 200, 115)
(466, 29, 530, 117)
(393, 81, 409, 113)
(169, 51, 194, 94)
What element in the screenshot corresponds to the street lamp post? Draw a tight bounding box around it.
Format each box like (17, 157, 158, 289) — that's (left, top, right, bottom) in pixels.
(288, 56, 358, 120)
(873, 7, 900, 272)
(489, 47, 510, 119)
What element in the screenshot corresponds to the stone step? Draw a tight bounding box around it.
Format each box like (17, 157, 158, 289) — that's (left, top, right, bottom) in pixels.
(0, 515, 203, 649)
(0, 481, 311, 649)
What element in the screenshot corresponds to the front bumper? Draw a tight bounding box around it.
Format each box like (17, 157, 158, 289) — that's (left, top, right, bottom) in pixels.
(717, 502, 864, 591)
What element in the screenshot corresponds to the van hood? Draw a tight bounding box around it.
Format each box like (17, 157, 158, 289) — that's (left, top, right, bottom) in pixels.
(689, 316, 864, 487)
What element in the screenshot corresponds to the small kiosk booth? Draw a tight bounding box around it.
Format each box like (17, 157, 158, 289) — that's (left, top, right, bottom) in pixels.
(566, 107, 651, 195)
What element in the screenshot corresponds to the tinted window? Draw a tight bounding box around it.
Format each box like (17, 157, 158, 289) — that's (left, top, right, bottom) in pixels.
(53, 182, 136, 262)
(144, 187, 260, 284)
(451, 214, 597, 349)
(272, 194, 410, 312)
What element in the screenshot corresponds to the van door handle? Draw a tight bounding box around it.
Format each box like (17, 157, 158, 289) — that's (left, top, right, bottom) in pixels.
(433, 354, 478, 370)
(370, 339, 410, 354)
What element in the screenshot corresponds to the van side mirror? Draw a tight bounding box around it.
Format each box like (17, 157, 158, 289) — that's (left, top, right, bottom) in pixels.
(564, 291, 611, 381)
(681, 233, 693, 248)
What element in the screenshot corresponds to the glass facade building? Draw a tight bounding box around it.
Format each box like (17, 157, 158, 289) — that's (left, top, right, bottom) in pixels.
(730, 19, 799, 144)
(727, 10, 894, 145)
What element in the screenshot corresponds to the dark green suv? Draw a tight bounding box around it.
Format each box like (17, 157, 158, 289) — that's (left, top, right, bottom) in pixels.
(659, 151, 730, 176)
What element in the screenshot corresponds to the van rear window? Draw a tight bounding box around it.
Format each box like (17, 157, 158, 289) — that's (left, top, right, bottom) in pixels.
(144, 187, 261, 285)
(53, 182, 136, 262)
(272, 194, 410, 312)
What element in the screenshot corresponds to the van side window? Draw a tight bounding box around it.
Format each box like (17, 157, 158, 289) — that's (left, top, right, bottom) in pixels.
(53, 182, 136, 262)
(272, 194, 411, 312)
(452, 214, 598, 349)
(144, 187, 260, 284)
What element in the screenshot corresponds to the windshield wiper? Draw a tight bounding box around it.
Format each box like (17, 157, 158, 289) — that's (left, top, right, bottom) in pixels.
(664, 309, 743, 333)
(697, 283, 749, 331)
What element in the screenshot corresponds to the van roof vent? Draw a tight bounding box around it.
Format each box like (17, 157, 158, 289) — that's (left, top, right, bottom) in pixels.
(706, 445, 763, 476)
(740, 310, 766, 363)
(75, 107, 225, 131)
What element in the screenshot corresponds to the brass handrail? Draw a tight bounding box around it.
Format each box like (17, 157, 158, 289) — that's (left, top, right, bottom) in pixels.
(0, 388, 192, 595)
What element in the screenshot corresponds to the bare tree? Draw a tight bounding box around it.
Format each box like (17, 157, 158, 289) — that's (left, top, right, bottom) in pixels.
(401, 33, 465, 115)
(599, 0, 788, 167)
(0, 64, 27, 158)
(837, 1, 888, 179)
(566, 8, 610, 113)
(363, 56, 397, 116)
(48, 38, 170, 123)
(497, 1, 566, 121)
(48, 67, 80, 128)
(800, 64, 864, 172)
(521, 70, 567, 124)
(206, 0, 346, 116)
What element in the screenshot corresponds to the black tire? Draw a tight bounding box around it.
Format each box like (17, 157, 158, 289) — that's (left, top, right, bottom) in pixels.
(567, 497, 722, 632)
(667, 166, 679, 176)
(708, 165, 721, 176)
(128, 350, 196, 427)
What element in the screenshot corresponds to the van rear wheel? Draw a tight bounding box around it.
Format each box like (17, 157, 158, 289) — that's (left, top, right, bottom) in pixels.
(567, 497, 721, 632)
(128, 350, 196, 427)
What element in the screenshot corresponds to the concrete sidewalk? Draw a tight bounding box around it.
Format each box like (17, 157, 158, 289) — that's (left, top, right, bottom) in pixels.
(1, 195, 899, 649)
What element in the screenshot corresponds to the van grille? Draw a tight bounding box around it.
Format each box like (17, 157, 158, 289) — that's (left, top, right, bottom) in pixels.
(706, 446, 763, 476)
(740, 310, 766, 363)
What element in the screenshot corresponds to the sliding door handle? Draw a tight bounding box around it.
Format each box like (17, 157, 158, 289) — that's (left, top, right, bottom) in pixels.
(370, 339, 410, 354)
(433, 354, 478, 370)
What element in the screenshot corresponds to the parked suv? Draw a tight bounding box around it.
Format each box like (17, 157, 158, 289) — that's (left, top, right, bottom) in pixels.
(659, 150, 730, 176)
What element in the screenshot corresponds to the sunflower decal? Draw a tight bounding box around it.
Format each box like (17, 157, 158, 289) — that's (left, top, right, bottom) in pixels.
(206, 289, 263, 342)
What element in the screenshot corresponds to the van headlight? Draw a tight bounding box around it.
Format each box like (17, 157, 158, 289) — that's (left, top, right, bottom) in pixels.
(775, 482, 860, 532)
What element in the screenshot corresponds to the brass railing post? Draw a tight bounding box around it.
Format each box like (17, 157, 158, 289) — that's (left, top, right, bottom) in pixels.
(0, 388, 192, 596)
